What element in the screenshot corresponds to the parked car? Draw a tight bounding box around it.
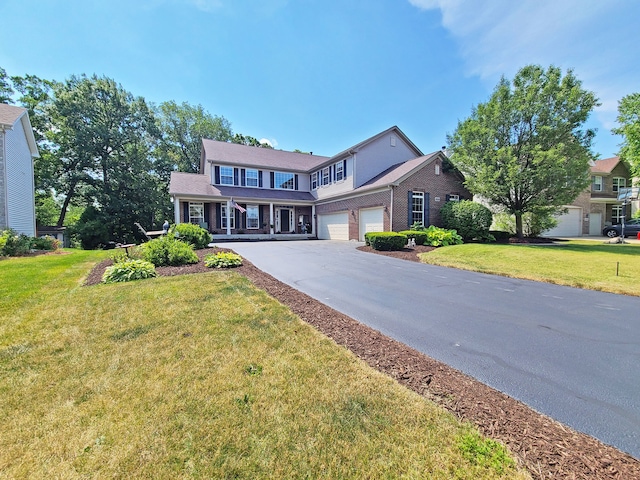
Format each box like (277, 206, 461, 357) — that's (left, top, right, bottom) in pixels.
(602, 218, 640, 237)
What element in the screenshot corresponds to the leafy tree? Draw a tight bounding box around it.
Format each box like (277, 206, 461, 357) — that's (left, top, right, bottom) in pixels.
(612, 93, 640, 179)
(0, 67, 13, 103)
(231, 133, 273, 149)
(35, 192, 60, 226)
(157, 101, 233, 174)
(447, 65, 598, 237)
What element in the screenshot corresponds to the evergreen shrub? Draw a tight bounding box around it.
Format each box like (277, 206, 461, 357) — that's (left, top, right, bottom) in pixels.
(366, 232, 407, 251)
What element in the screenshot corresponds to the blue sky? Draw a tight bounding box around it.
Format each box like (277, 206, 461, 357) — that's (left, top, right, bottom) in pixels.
(1, 0, 638, 159)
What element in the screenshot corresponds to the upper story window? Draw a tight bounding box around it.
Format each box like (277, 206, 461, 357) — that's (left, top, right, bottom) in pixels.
(412, 191, 424, 226)
(311, 172, 318, 190)
(592, 175, 603, 192)
(220, 166, 234, 185)
(275, 172, 295, 190)
(246, 169, 258, 187)
(189, 202, 204, 224)
(335, 161, 344, 182)
(322, 167, 330, 186)
(612, 177, 626, 192)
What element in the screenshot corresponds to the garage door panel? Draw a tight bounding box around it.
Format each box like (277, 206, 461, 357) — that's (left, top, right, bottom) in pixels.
(359, 208, 384, 241)
(545, 207, 582, 237)
(318, 213, 349, 240)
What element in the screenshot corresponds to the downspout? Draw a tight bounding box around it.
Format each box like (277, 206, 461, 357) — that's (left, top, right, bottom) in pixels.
(389, 186, 394, 232)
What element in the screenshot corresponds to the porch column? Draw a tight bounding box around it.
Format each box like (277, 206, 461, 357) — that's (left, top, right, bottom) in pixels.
(311, 204, 316, 236)
(226, 199, 231, 235)
(173, 196, 180, 224)
(269, 203, 274, 234)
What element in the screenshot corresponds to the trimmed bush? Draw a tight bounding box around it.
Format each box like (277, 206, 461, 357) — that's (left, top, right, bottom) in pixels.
(141, 236, 199, 267)
(30, 236, 60, 251)
(366, 232, 407, 251)
(440, 200, 493, 242)
(398, 230, 428, 246)
(102, 259, 157, 283)
(204, 252, 243, 268)
(171, 223, 211, 249)
(489, 230, 512, 242)
(424, 226, 463, 247)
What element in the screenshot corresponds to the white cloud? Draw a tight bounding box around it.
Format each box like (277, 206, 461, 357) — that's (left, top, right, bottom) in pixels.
(409, 0, 640, 131)
(260, 138, 278, 148)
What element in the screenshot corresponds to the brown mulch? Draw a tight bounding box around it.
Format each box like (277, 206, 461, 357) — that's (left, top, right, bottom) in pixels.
(85, 247, 640, 479)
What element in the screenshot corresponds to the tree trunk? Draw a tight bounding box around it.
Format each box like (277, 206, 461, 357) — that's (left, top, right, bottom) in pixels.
(56, 180, 78, 227)
(515, 212, 524, 238)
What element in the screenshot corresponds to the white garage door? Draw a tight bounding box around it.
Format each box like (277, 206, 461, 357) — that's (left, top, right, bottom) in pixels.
(317, 212, 349, 240)
(545, 207, 582, 237)
(359, 207, 384, 241)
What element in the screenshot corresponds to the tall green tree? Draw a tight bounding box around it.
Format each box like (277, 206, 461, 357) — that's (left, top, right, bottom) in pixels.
(232, 133, 274, 149)
(447, 65, 599, 237)
(157, 101, 233, 174)
(612, 93, 640, 180)
(0, 67, 13, 103)
(50, 75, 164, 245)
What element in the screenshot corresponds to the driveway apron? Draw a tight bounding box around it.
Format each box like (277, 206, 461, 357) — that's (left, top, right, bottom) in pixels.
(217, 240, 640, 459)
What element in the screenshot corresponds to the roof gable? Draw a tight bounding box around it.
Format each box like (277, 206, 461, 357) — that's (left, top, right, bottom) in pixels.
(327, 126, 423, 164)
(0, 103, 39, 157)
(591, 156, 624, 174)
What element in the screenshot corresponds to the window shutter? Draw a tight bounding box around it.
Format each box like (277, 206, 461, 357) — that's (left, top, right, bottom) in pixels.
(235, 208, 241, 229)
(258, 170, 263, 188)
(343, 159, 347, 178)
(241, 168, 246, 187)
(204, 203, 210, 228)
(424, 193, 430, 226)
(215, 204, 221, 229)
(183, 202, 189, 223)
(259, 206, 264, 227)
(270, 172, 274, 188)
(294, 174, 299, 190)
(234, 168, 239, 186)
(445, 194, 450, 202)
(407, 191, 413, 228)
(214, 166, 220, 184)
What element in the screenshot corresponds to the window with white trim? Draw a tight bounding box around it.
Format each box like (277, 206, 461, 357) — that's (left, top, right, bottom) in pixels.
(311, 172, 318, 190)
(612, 177, 626, 192)
(246, 205, 259, 229)
(221, 205, 235, 229)
(246, 169, 258, 187)
(220, 166, 234, 185)
(612, 205, 623, 223)
(322, 167, 330, 186)
(189, 202, 204, 224)
(335, 161, 344, 182)
(412, 191, 424, 225)
(275, 172, 295, 189)
(592, 175, 603, 192)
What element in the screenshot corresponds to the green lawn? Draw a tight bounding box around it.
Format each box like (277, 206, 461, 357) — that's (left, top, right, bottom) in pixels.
(419, 240, 640, 296)
(0, 251, 528, 479)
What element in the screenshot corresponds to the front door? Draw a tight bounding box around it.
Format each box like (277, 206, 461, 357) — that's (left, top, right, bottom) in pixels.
(278, 208, 292, 233)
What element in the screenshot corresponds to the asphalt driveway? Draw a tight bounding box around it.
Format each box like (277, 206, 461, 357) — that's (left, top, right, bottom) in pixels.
(218, 240, 640, 459)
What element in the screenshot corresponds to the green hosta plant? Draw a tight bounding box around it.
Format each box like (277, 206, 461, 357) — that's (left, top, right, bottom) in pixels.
(204, 252, 243, 268)
(424, 226, 463, 247)
(102, 259, 157, 283)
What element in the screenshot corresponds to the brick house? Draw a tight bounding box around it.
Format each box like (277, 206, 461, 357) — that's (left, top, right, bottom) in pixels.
(0, 103, 39, 237)
(545, 156, 635, 237)
(169, 126, 470, 241)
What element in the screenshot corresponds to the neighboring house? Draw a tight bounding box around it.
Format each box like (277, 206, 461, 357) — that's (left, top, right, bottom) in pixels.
(545, 156, 634, 237)
(0, 103, 39, 237)
(169, 126, 470, 241)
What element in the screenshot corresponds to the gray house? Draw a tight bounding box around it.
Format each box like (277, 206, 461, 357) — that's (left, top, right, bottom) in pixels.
(0, 104, 39, 237)
(169, 126, 470, 241)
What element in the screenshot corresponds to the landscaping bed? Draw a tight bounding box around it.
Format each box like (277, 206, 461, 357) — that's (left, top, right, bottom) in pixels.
(85, 247, 640, 479)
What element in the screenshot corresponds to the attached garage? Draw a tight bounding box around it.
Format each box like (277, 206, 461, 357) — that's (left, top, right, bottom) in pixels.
(545, 207, 582, 237)
(359, 207, 384, 241)
(317, 212, 349, 240)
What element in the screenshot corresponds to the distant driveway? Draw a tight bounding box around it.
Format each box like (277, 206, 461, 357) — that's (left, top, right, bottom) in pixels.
(218, 240, 640, 458)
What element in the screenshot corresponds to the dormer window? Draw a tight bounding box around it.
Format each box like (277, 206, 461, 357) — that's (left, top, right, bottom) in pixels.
(220, 166, 234, 185)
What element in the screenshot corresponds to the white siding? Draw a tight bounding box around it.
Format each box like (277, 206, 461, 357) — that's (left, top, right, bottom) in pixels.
(317, 212, 349, 240)
(5, 120, 36, 237)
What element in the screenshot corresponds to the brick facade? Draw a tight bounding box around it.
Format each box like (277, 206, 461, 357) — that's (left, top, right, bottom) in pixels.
(394, 157, 470, 231)
(316, 190, 391, 240)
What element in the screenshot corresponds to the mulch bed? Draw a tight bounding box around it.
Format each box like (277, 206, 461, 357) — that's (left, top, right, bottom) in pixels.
(85, 247, 640, 479)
